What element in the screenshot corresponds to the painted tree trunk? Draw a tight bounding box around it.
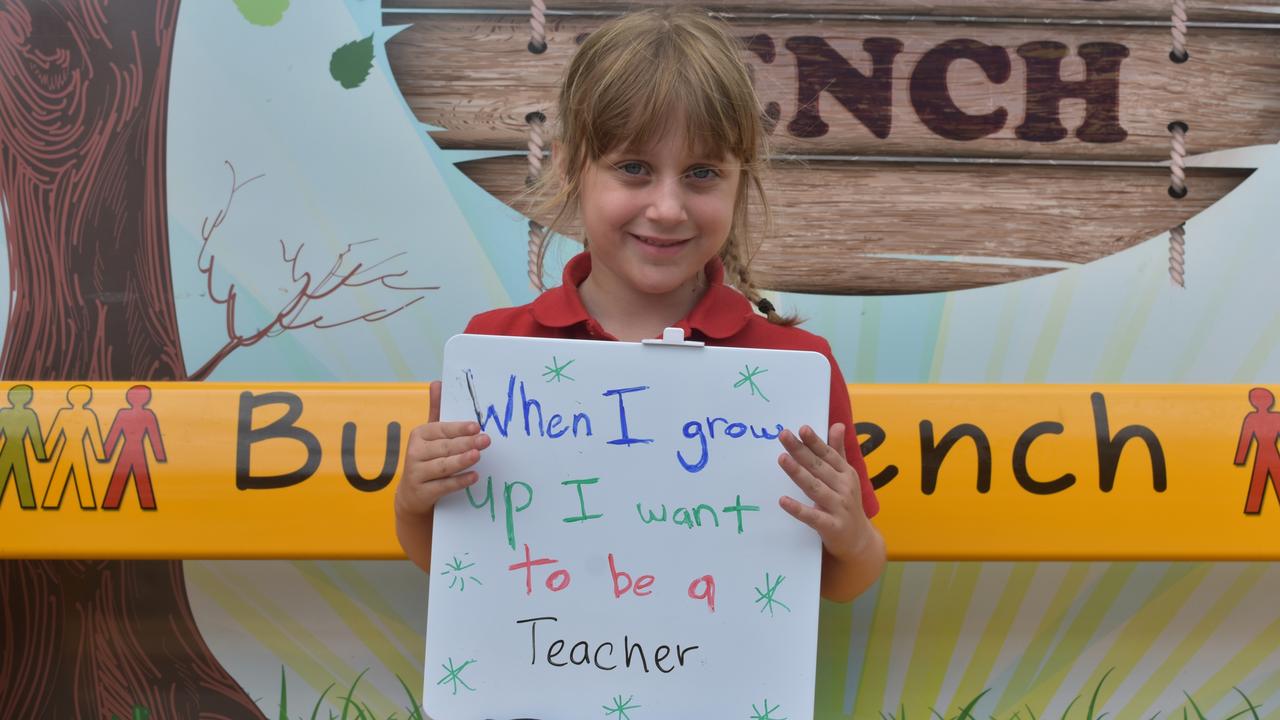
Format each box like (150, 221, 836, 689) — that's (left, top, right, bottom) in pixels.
(0, 2, 263, 717)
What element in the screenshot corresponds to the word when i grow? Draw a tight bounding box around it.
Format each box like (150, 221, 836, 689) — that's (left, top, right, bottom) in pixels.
(475, 374, 783, 473)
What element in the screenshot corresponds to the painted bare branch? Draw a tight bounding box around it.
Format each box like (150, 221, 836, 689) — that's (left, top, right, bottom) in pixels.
(189, 161, 438, 381)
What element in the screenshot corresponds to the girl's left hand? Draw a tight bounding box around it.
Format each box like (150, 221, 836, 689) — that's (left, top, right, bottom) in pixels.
(777, 423, 873, 560)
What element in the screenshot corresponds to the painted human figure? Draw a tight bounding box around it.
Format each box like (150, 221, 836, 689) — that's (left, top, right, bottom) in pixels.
(101, 385, 166, 510)
(41, 384, 108, 509)
(1234, 387, 1280, 514)
(0, 384, 48, 509)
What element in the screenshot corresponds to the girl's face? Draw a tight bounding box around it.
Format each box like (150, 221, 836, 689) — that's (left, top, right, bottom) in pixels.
(576, 122, 741, 301)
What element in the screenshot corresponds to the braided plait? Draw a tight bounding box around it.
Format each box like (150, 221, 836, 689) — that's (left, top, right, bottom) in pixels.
(721, 232, 797, 326)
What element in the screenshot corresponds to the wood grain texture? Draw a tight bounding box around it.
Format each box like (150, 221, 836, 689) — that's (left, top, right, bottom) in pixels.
(459, 155, 1251, 294)
(385, 15, 1280, 160)
(386, 0, 1280, 22)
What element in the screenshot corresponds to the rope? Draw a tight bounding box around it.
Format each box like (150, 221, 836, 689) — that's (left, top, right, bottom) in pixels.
(1169, 224, 1186, 288)
(523, 0, 550, 289)
(526, 112, 545, 186)
(1168, 121, 1188, 288)
(1170, 0, 1189, 63)
(526, 111, 548, 291)
(527, 225, 548, 291)
(525, 1, 550, 289)
(1167, 0, 1188, 287)
(528, 0, 547, 54)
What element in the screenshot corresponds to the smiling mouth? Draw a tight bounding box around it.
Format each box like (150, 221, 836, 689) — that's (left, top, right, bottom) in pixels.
(630, 233, 691, 248)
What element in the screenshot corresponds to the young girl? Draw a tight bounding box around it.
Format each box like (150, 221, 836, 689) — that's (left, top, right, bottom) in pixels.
(395, 7, 884, 603)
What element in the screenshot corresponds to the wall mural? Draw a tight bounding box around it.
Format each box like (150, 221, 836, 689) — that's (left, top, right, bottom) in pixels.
(0, 0, 1277, 718)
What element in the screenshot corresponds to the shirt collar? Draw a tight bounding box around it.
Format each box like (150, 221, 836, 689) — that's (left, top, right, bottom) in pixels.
(530, 251, 755, 340)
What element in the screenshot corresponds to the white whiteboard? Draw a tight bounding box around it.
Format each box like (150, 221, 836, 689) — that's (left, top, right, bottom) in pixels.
(424, 332, 831, 720)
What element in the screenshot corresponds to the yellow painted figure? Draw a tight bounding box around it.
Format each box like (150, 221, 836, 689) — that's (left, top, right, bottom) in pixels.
(41, 384, 107, 510)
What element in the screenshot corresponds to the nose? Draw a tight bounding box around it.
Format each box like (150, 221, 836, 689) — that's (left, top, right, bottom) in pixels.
(644, 177, 688, 226)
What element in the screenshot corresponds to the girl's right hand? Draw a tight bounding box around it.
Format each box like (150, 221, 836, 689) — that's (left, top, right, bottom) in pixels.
(396, 380, 490, 518)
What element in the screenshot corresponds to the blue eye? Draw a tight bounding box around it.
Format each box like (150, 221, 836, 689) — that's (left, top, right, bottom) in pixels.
(689, 166, 720, 181)
(617, 161, 646, 176)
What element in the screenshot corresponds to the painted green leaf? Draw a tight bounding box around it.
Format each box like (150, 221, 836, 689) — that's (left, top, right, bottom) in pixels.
(233, 0, 289, 27)
(330, 34, 376, 90)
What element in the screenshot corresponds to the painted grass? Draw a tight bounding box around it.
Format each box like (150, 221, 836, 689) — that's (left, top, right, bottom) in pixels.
(122, 665, 1265, 720)
(878, 671, 1264, 720)
(123, 668, 424, 720)
(274, 667, 425, 720)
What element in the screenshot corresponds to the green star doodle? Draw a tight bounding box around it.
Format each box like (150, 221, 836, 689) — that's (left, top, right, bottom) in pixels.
(734, 365, 769, 402)
(750, 699, 787, 720)
(603, 694, 640, 719)
(543, 355, 576, 383)
(436, 657, 476, 695)
(440, 554, 482, 592)
(754, 573, 791, 617)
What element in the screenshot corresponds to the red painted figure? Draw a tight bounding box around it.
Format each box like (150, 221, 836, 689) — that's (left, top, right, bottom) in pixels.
(101, 385, 167, 510)
(1234, 387, 1280, 514)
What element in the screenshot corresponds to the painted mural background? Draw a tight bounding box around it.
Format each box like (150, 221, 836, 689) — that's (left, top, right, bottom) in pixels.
(1, 0, 1278, 717)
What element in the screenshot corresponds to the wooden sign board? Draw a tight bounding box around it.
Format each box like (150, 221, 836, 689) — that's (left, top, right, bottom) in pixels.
(387, 15, 1280, 160)
(382, 3, 1277, 294)
(423, 334, 830, 719)
(459, 156, 1249, 294)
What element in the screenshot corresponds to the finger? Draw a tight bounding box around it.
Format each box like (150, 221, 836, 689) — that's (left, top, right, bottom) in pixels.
(828, 422, 849, 463)
(420, 447, 484, 481)
(799, 424, 850, 476)
(780, 428, 841, 491)
(778, 428, 828, 485)
(778, 495, 839, 536)
(778, 451, 841, 508)
(419, 420, 482, 442)
(409, 432, 489, 463)
(826, 423, 869, 508)
(428, 380, 442, 423)
(420, 470, 480, 502)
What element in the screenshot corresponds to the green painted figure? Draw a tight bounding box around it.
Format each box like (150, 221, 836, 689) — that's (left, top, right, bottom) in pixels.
(0, 384, 48, 509)
(42, 384, 108, 509)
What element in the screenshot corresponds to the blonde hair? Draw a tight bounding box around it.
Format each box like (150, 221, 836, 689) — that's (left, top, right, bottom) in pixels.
(531, 6, 795, 325)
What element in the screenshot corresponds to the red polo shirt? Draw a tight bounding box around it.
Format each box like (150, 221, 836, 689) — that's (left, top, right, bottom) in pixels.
(464, 251, 879, 518)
